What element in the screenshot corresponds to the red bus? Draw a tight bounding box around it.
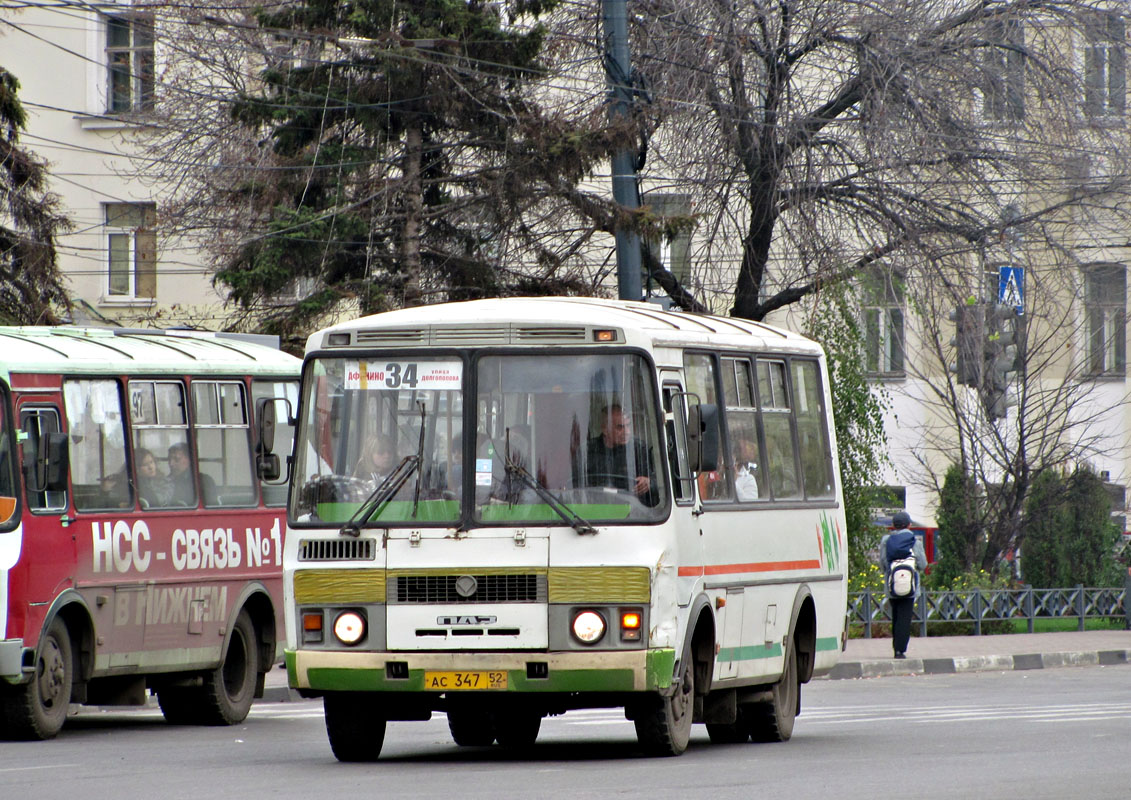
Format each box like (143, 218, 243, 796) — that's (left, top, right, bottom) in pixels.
(0, 327, 300, 739)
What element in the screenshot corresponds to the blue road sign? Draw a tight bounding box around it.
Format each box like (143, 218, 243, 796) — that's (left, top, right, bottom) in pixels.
(999, 266, 1024, 315)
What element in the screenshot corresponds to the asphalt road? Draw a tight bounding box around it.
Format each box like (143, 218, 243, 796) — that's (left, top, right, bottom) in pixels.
(3, 663, 1130, 800)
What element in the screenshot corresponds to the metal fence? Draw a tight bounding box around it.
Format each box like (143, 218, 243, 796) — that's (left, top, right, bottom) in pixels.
(848, 585, 1128, 637)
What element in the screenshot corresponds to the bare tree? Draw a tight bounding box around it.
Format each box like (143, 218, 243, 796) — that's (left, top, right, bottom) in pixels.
(627, 0, 1131, 565)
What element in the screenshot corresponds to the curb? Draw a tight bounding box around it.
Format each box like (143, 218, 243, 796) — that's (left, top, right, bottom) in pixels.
(825, 648, 1131, 680)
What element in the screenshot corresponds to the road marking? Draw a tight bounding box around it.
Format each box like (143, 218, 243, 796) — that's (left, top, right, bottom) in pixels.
(0, 764, 81, 774)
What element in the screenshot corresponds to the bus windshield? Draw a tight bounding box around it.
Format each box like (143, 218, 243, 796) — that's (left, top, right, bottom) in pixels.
(292, 356, 464, 525)
(291, 351, 667, 526)
(474, 353, 666, 524)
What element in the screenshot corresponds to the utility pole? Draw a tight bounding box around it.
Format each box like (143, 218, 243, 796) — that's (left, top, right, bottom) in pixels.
(601, 0, 642, 301)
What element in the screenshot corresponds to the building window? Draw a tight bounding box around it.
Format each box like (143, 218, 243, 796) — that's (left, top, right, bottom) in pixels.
(1084, 12, 1126, 118)
(1086, 264, 1126, 376)
(644, 194, 693, 283)
(862, 269, 905, 376)
(984, 19, 1026, 121)
(105, 203, 157, 300)
(106, 14, 154, 113)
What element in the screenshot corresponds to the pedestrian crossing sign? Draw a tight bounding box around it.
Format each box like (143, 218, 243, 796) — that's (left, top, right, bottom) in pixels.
(999, 266, 1024, 315)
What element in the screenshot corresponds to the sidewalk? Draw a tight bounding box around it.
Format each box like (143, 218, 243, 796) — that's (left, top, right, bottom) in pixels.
(828, 629, 1131, 680)
(255, 630, 1131, 702)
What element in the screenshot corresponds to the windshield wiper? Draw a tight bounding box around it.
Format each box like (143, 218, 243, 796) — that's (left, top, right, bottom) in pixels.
(502, 431, 596, 536)
(339, 455, 420, 538)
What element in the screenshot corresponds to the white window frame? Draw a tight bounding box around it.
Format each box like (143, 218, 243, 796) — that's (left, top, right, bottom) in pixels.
(1085, 264, 1126, 377)
(103, 202, 157, 305)
(983, 18, 1026, 122)
(104, 12, 154, 114)
(861, 269, 905, 377)
(1084, 11, 1127, 119)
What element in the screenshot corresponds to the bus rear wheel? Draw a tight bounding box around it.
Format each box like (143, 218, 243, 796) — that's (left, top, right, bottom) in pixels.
(324, 692, 386, 762)
(2, 617, 73, 740)
(446, 704, 496, 746)
(494, 708, 541, 750)
(157, 610, 258, 726)
(747, 636, 799, 743)
(633, 655, 694, 756)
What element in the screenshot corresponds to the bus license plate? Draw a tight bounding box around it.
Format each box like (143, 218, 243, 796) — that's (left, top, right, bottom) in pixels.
(424, 670, 508, 690)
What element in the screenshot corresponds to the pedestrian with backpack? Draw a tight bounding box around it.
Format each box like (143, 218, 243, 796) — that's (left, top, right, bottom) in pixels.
(880, 511, 928, 659)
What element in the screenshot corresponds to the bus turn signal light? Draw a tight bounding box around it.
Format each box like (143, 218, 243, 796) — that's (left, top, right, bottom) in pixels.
(620, 609, 642, 641)
(302, 612, 324, 644)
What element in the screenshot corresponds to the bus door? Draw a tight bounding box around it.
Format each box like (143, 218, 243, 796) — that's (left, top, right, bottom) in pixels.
(660, 374, 700, 608)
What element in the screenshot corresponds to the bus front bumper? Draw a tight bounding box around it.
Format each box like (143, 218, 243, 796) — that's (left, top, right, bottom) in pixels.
(286, 648, 676, 694)
(0, 639, 29, 682)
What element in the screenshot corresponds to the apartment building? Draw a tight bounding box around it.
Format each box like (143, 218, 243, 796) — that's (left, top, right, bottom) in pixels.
(3, 0, 224, 326)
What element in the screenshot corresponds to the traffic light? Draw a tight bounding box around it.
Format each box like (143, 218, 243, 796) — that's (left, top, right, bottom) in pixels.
(949, 303, 983, 387)
(982, 304, 1019, 420)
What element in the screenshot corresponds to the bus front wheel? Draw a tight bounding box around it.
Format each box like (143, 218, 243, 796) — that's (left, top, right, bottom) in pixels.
(2, 617, 73, 740)
(324, 692, 386, 762)
(633, 655, 694, 756)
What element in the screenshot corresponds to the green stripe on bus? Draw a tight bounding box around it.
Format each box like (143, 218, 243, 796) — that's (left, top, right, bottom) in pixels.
(816, 636, 840, 652)
(287, 648, 677, 693)
(717, 643, 782, 662)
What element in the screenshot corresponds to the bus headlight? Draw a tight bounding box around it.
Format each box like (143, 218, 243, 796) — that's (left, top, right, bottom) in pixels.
(333, 611, 367, 646)
(571, 610, 606, 645)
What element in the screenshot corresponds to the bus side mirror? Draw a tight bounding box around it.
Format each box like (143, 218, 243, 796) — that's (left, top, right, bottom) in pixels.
(255, 397, 292, 483)
(687, 403, 719, 473)
(256, 397, 276, 453)
(28, 431, 69, 493)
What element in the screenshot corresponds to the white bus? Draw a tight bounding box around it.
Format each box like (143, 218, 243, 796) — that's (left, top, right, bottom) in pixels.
(276, 298, 847, 759)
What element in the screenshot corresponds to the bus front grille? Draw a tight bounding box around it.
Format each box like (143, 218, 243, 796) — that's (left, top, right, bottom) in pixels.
(298, 538, 376, 562)
(392, 573, 546, 604)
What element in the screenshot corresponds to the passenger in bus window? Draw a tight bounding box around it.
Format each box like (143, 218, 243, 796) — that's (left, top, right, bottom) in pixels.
(733, 436, 760, 501)
(353, 434, 397, 487)
(583, 404, 658, 506)
(136, 447, 173, 508)
(167, 442, 198, 506)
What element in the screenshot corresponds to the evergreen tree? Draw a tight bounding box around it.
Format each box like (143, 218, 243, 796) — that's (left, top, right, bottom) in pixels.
(1063, 467, 1121, 587)
(217, 0, 616, 338)
(1020, 469, 1068, 588)
(1021, 467, 1121, 587)
(932, 463, 981, 587)
(0, 66, 70, 324)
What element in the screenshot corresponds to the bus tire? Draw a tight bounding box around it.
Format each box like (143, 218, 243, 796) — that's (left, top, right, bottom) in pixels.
(706, 711, 750, 744)
(747, 635, 799, 743)
(633, 654, 694, 756)
(2, 617, 73, 740)
(158, 610, 259, 726)
(198, 610, 259, 725)
(324, 692, 386, 762)
(446, 705, 496, 746)
(494, 708, 541, 750)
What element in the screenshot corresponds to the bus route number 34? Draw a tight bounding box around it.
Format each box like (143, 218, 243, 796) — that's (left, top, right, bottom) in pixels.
(423, 670, 507, 690)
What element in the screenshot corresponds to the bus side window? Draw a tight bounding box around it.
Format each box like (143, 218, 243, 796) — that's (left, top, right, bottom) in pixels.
(63, 380, 132, 511)
(193, 381, 255, 508)
(793, 360, 835, 499)
(129, 380, 194, 509)
(757, 360, 802, 500)
(19, 407, 67, 513)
